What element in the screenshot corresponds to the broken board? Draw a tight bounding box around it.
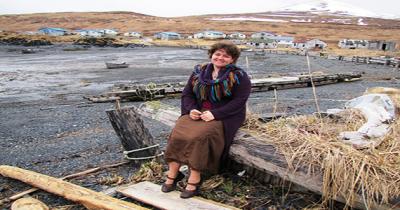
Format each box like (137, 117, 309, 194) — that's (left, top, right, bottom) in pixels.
(117, 181, 239, 210)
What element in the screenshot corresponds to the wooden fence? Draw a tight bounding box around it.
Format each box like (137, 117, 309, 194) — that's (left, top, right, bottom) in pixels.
(256, 50, 400, 68)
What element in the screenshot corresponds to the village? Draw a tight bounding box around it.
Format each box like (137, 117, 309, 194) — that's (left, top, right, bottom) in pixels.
(16, 26, 399, 52)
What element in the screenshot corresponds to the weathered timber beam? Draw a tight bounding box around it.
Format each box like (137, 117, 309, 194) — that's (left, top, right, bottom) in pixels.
(136, 103, 397, 210)
(89, 73, 362, 103)
(0, 165, 148, 210)
(106, 107, 159, 159)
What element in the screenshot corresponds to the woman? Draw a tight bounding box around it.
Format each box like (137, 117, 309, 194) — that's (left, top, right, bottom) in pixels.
(162, 42, 251, 198)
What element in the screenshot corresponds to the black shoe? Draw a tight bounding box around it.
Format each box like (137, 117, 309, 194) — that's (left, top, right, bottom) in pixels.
(161, 172, 185, 193)
(180, 181, 201, 199)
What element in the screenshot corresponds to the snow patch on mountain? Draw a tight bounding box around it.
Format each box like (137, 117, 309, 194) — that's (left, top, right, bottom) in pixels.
(275, 0, 379, 18)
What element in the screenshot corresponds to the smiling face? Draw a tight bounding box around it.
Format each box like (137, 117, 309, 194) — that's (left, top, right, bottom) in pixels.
(211, 49, 234, 69)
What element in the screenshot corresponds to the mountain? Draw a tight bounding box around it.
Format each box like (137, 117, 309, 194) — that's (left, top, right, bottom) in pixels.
(272, 0, 398, 19)
(209, 0, 398, 26)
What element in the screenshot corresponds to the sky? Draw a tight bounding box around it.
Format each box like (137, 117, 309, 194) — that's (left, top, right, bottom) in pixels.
(0, 0, 399, 17)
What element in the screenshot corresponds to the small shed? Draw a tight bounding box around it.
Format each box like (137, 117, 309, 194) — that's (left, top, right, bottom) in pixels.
(124, 32, 142, 38)
(154, 32, 181, 40)
(368, 40, 396, 51)
(228, 32, 246, 39)
(38, 27, 67, 36)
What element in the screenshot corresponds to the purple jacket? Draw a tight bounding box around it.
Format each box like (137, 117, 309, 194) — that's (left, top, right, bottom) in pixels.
(181, 64, 251, 169)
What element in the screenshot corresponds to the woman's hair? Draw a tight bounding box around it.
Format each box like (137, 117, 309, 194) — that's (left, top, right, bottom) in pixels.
(208, 42, 241, 63)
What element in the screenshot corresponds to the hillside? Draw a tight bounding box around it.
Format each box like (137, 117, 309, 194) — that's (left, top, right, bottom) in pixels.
(0, 11, 399, 49)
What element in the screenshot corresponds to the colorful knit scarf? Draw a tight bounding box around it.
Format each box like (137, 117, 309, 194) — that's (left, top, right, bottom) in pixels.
(191, 63, 243, 103)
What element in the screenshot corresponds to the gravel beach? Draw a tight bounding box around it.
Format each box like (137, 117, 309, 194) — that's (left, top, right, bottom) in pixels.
(0, 45, 399, 209)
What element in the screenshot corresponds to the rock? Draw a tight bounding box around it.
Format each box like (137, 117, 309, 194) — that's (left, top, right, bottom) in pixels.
(11, 197, 49, 210)
(74, 37, 121, 47)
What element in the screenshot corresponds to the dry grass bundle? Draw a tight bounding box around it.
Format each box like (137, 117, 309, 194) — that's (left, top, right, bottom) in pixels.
(129, 160, 164, 183)
(243, 109, 400, 208)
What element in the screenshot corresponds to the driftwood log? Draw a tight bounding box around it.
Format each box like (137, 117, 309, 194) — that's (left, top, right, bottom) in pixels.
(106, 106, 160, 160)
(0, 161, 129, 206)
(136, 103, 398, 210)
(88, 72, 362, 103)
(0, 165, 148, 210)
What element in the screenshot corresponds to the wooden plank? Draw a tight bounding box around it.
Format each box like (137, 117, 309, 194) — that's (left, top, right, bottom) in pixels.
(0, 165, 148, 210)
(117, 181, 239, 210)
(88, 73, 362, 102)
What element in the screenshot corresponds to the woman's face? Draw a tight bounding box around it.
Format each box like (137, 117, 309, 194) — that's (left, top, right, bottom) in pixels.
(211, 49, 234, 68)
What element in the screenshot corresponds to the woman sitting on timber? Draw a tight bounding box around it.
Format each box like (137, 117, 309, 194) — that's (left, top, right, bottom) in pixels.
(162, 41, 251, 198)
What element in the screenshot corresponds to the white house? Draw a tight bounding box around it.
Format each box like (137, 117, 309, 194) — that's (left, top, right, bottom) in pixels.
(250, 32, 276, 40)
(124, 31, 142, 38)
(292, 38, 327, 49)
(194, 31, 226, 39)
(101, 29, 118, 37)
(273, 36, 294, 44)
(247, 39, 277, 49)
(193, 32, 204, 39)
(77, 30, 103, 37)
(228, 32, 246, 39)
(306, 39, 327, 49)
(154, 32, 181, 40)
(338, 39, 368, 49)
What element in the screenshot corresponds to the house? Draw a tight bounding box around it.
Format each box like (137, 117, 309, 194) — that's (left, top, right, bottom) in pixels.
(193, 32, 204, 39)
(368, 40, 396, 51)
(194, 31, 226, 39)
(154, 32, 181, 40)
(305, 39, 327, 49)
(101, 29, 118, 37)
(272, 36, 294, 48)
(250, 32, 276, 40)
(228, 32, 246, 39)
(247, 38, 277, 49)
(76, 29, 103, 37)
(124, 31, 142, 38)
(292, 38, 327, 49)
(38, 27, 67, 36)
(338, 39, 368, 49)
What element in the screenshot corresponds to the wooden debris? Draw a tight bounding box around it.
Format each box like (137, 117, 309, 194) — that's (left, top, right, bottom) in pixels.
(117, 181, 239, 210)
(0, 165, 147, 210)
(0, 161, 129, 205)
(106, 106, 160, 160)
(11, 197, 49, 210)
(135, 103, 397, 210)
(87, 72, 362, 102)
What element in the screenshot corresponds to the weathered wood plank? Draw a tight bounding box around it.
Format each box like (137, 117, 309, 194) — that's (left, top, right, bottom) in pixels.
(0, 165, 148, 210)
(106, 107, 159, 159)
(117, 181, 239, 210)
(88, 73, 362, 102)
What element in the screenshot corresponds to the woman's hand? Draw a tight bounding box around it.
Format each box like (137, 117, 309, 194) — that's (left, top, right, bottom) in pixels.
(201, 111, 215, 122)
(189, 109, 202, 120)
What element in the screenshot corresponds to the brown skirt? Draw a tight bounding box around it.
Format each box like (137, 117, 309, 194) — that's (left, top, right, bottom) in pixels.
(164, 115, 224, 173)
